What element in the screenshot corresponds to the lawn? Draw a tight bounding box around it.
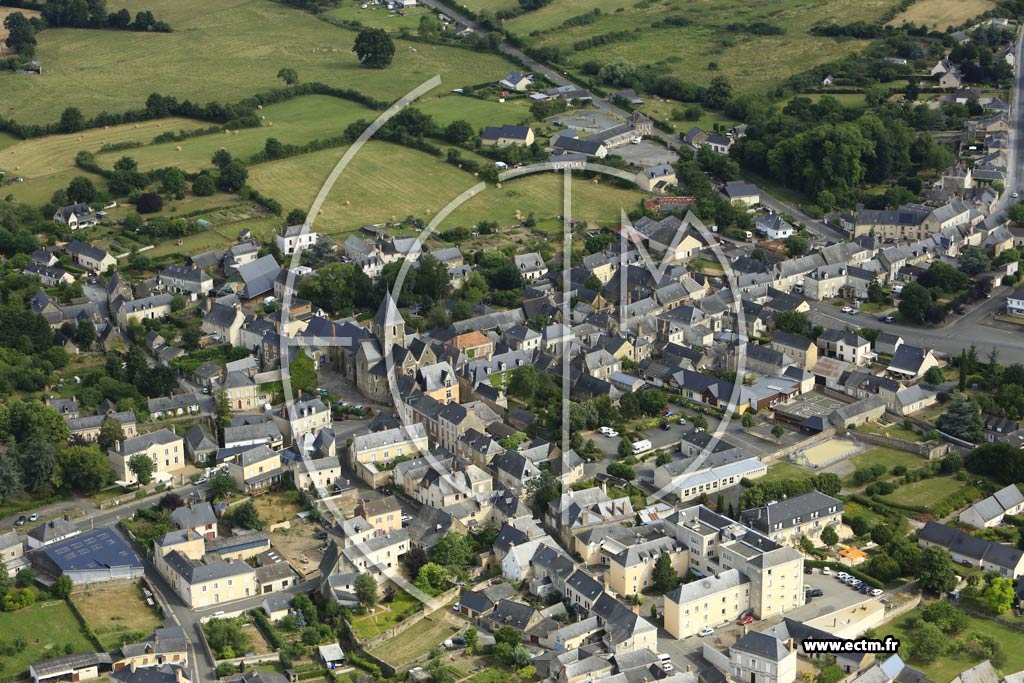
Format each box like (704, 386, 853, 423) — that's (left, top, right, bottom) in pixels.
(504, 0, 895, 94)
(878, 605, 1024, 683)
(246, 140, 647, 234)
(417, 94, 535, 129)
(0, 600, 95, 680)
(848, 447, 927, 473)
(855, 422, 924, 443)
(0, 0, 518, 125)
(349, 589, 424, 640)
(760, 461, 815, 483)
(94, 95, 376, 174)
(324, 4, 427, 32)
(878, 477, 967, 509)
(71, 582, 163, 651)
(367, 615, 457, 666)
(250, 489, 305, 525)
(887, 0, 995, 29)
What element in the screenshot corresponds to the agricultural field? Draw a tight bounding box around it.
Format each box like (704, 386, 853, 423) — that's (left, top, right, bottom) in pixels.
(72, 582, 163, 651)
(0, 117, 208, 204)
(456, 0, 519, 14)
(417, 95, 534, 129)
(0, 0, 518, 125)
(504, 0, 895, 94)
(0, 600, 95, 680)
(324, 3, 427, 32)
(888, 0, 996, 30)
(94, 96, 375, 174)
(246, 140, 648, 235)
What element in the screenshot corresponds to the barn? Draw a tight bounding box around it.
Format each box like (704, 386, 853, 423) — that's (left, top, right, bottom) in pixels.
(31, 528, 145, 585)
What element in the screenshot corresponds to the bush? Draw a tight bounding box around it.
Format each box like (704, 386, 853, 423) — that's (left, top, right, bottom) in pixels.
(216, 663, 239, 678)
(136, 192, 163, 213)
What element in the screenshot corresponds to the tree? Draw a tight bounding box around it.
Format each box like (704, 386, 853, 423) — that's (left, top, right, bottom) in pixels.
(652, 552, 680, 593)
(59, 107, 85, 134)
(217, 160, 248, 193)
(161, 168, 187, 199)
(277, 67, 299, 85)
(289, 350, 317, 396)
(229, 500, 264, 530)
(414, 562, 450, 594)
(702, 76, 733, 109)
(431, 532, 473, 572)
(208, 471, 238, 499)
(920, 261, 969, 292)
(59, 445, 114, 494)
(0, 453, 25, 504)
(211, 149, 233, 170)
(74, 319, 96, 351)
(353, 28, 395, 68)
(52, 574, 73, 599)
(607, 461, 636, 481)
(354, 572, 378, 609)
(443, 120, 475, 145)
(865, 554, 900, 582)
(923, 366, 945, 385)
(813, 472, 842, 497)
(820, 525, 839, 547)
(982, 576, 1014, 614)
(418, 13, 440, 38)
(136, 193, 163, 214)
(494, 625, 521, 647)
(910, 622, 947, 662)
(741, 412, 756, 428)
(192, 173, 215, 196)
(127, 454, 153, 486)
(917, 546, 957, 594)
(4, 12, 36, 57)
(784, 234, 809, 257)
(771, 424, 785, 438)
(898, 282, 934, 324)
(959, 246, 992, 276)
(617, 438, 631, 458)
(464, 626, 478, 653)
(1011, 202, 1024, 225)
(525, 470, 560, 513)
(67, 176, 97, 204)
(936, 394, 984, 442)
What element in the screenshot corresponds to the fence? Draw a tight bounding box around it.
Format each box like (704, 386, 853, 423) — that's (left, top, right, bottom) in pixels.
(761, 428, 838, 465)
(353, 584, 460, 651)
(853, 431, 949, 459)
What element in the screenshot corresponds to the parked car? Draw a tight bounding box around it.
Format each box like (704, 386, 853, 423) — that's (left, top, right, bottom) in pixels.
(28, 513, 38, 522)
(677, 417, 688, 425)
(805, 566, 813, 574)
(661, 422, 671, 431)
(452, 602, 461, 612)
(871, 589, 884, 597)
(698, 627, 714, 637)
(836, 572, 849, 580)
(605, 429, 619, 438)
(15, 515, 26, 526)
(841, 306, 854, 314)
(882, 316, 895, 323)
(737, 614, 755, 625)
(821, 567, 831, 575)
(806, 589, 824, 598)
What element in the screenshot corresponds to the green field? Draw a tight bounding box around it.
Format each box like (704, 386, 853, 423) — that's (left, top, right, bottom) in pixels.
(417, 95, 534, 129)
(349, 589, 423, 640)
(504, 0, 894, 94)
(325, 4, 427, 31)
(878, 605, 1024, 683)
(0, 131, 20, 152)
(0, 0, 517, 125)
(760, 461, 815, 483)
(856, 422, 924, 443)
(0, 600, 96, 679)
(95, 95, 375, 174)
(878, 477, 966, 508)
(0, 117, 206, 204)
(457, 0, 519, 14)
(848, 447, 927, 473)
(247, 140, 647, 234)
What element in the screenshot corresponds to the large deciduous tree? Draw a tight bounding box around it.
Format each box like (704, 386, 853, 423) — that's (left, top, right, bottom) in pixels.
(353, 28, 395, 68)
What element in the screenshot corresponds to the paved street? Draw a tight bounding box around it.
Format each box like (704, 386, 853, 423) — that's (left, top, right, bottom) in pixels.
(806, 287, 1024, 363)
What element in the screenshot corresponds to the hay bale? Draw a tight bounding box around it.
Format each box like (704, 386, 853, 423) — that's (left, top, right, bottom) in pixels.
(592, 178, 599, 184)
(234, 130, 239, 135)
(257, 105, 263, 110)
(261, 115, 266, 120)
(343, 200, 350, 206)
(268, 122, 273, 127)
(496, 183, 502, 189)
(176, 145, 182, 151)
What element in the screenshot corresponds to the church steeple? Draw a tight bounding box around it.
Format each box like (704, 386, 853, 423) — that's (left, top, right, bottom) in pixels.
(373, 291, 405, 348)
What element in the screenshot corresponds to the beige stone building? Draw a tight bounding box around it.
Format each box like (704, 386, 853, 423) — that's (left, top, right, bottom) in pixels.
(108, 429, 185, 484)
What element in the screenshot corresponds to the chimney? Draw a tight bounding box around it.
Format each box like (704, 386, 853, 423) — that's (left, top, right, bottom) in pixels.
(130, 662, 137, 674)
(788, 638, 795, 653)
(743, 625, 749, 636)
(687, 665, 692, 673)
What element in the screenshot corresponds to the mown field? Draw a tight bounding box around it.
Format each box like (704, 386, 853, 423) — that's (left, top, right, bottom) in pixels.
(0, 117, 207, 204)
(0, 600, 95, 680)
(246, 140, 647, 234)
(0, 0, 517, 125)
(888, 0, 995, 29)
(95, 95, 375, 173)
(505, 0, 895, 94)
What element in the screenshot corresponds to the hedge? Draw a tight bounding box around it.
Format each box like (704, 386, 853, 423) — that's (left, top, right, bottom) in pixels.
(805, 560, 885, 589)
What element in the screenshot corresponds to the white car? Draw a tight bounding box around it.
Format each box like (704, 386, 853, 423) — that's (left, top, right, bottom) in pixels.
(698, 627, 714, 637)
(605, 429, 619, 438)
(836, 571, 849, 580)
(599, 426, 614, 436)
(821, 566, 831, 575)
(1013, 192, 1020, 198)
(871, 588, 884, 597)
(841, 306, 854, 314)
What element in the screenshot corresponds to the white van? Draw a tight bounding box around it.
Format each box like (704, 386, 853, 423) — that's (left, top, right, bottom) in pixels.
(631, 439, 652, 455)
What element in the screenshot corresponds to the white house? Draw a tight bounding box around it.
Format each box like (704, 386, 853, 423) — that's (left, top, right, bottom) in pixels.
(275, 225, 319, 256)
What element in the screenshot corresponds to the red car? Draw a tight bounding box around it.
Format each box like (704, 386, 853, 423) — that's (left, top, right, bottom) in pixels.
(737, 614, 755, 626)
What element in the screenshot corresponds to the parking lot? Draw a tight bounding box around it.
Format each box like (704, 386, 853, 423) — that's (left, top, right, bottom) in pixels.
(613, 141, 680, 167)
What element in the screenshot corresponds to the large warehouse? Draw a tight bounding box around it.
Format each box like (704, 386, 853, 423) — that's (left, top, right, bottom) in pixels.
(31, 528, 145, 584)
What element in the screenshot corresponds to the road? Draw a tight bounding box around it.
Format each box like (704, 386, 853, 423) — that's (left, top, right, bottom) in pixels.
(992, 25, 1024, 217)
(806, 287, 1024, 363)
(419, 0, 849, 242)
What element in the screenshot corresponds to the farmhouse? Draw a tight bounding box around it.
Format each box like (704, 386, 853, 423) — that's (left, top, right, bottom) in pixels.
(958, 484, 1024, 529)
(53, 203, 98, 230)
(481, 125, 535, 147)
(275, 224, 319, 255)
(635, 164, 677, 193)
(499, 71, 531, 91)
(66, 240, 116, 273)
(158, 264, 213, 298)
